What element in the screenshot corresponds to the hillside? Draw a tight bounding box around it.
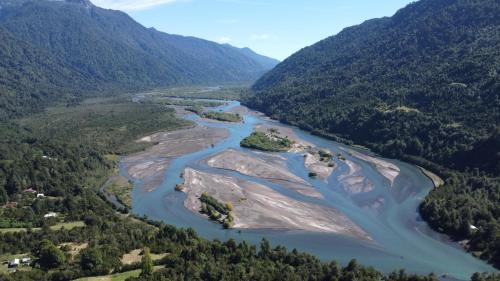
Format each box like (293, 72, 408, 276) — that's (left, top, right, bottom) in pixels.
(0, 0, 277, 118)
(244, 0, 500, 267)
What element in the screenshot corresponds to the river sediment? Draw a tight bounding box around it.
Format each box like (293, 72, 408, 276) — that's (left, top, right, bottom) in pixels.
(182, 168, 370, 239)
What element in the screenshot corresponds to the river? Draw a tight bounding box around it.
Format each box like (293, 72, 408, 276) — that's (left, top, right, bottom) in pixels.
(121, 100, 496, 280)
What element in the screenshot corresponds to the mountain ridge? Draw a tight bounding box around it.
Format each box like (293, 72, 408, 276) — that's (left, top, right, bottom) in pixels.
(244, 0, 500, 267)
(0, 0, 278, 118)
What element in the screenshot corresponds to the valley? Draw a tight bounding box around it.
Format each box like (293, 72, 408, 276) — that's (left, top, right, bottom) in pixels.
(0, 0, 498, 280)
(118, 92, 495, 280)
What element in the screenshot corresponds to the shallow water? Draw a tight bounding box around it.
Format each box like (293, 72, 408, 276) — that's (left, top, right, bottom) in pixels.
(123, 101, 497, 280)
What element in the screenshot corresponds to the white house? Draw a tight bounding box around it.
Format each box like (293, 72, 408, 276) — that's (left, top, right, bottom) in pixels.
(43, 212, 57, 218)
(36, 193, 45, 198)
(8, 259, 19, 268)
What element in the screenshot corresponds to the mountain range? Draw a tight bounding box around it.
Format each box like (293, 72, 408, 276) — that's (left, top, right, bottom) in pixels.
(0, 0, 278, 118)
(244, 0, 499, 267)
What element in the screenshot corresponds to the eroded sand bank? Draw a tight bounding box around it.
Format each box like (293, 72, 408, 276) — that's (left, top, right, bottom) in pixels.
(342, 148, 400, 186)
(206, 149, 322, 198)
(418, 166, 444, 188)
(182, 168, 370, 239)
(123, 126, 229, 191)
(338, 160, 374, 194)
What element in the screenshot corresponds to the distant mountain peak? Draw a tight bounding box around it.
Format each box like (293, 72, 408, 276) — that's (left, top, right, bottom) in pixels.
(64, 0, 93, 8)
(0, 0, 94, 9)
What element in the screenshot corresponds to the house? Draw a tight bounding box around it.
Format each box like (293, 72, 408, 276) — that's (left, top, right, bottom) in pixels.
(8, 259, 19, 268)
(4, 202, 18, 209)
(36, 193, 45, 198)
(469, 224, 479, 232)
(24, 188, 37, 194)
(43, 212, 57, 218)
(21, 257, 31, 265)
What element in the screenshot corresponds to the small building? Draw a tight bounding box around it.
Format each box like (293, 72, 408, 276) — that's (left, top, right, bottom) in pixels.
(24, 188, 37, 194)
(469, 224, 479, 232)
(4, 202, 18, 209)
(43, 212, 57, 218)
(36, 193, 45, 198)
(21, 257, 31, 265)
(8, 259, 19, 268)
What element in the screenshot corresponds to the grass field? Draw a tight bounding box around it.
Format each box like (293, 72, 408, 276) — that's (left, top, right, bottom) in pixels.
(0, 221, 85, 234)
(121, 249, 168, 265)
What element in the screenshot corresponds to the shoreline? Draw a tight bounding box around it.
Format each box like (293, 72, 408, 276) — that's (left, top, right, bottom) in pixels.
(417, 166, 445, 188)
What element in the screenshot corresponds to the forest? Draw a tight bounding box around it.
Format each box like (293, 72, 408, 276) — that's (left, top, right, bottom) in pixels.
(244, 0, 500, 267)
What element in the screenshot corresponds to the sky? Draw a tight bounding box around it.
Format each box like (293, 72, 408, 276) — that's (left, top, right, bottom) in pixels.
(91, 0, 414, 61)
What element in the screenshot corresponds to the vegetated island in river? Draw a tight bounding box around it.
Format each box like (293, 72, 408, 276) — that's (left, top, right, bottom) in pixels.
(202, 111, 243, 123)
(240, 130, 293, 152)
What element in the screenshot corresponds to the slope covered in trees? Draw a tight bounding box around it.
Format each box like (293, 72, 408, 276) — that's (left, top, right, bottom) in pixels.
(244, 0, 500, 267)
(0, 0, 278, 118)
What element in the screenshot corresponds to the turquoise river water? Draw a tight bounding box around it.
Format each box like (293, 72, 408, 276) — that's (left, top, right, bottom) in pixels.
(121, 101, 497, 280)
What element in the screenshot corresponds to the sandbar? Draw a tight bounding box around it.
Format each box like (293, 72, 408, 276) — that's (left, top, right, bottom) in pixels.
(206, 149, 322, 198)
(342, 148, 400, 186)
(123, 126, 229, 191)
(304, 150, 336, 180)
(338, 160, 374, 194)
(182, 168, 370, 240)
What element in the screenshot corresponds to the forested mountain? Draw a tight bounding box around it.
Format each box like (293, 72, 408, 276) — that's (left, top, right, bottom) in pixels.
(244, 0, 500, 267)
(230, 45, 280, 70)
(0, 0, 277, 118)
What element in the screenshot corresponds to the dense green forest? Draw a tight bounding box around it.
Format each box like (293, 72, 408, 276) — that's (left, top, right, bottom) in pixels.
(244, 0, 500, 267)
(0, 0, 277, 119)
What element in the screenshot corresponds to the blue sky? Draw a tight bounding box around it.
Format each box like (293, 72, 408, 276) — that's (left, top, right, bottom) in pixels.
(92, 0, 414, 60)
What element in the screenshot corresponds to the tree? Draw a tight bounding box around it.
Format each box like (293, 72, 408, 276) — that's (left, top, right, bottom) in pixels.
(140, 247, 154, 277)
(80, 247, 104, 274)
(0, 186, 8, 205)
(38, 241, 66, 270)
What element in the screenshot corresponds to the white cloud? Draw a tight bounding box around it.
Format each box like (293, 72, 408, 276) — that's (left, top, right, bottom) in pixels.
(217, 36, 232, 44)
(250, 33, 272, 41)
(91, 0, 179, 11)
